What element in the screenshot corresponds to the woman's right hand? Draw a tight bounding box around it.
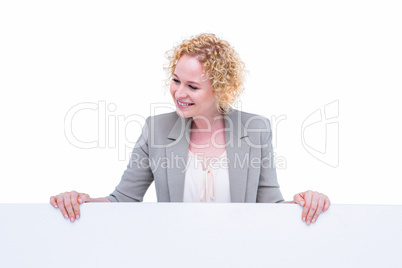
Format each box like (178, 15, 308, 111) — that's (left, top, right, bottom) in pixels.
(50, 191, 90, 222)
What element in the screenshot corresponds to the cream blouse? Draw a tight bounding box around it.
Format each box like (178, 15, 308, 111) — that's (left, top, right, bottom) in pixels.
(183, 149, 231, 203)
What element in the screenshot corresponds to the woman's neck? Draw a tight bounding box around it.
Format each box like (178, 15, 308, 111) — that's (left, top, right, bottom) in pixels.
(191, 114, 225, 132)
(190, 114, 227, 154)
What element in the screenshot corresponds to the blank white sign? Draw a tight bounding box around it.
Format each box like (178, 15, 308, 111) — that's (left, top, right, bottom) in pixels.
(0, 203, 401, 268)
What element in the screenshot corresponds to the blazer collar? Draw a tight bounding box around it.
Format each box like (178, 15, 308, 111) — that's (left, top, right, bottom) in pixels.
(167, 115, 191, 141)
(165, 109, 251, 202)
(166, 109, 248, 140)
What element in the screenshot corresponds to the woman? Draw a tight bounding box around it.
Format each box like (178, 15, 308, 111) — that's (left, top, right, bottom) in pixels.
(50, 33, 330, 225)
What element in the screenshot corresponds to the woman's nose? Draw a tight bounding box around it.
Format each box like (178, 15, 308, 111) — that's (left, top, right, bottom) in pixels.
(175, 84, 187, 99)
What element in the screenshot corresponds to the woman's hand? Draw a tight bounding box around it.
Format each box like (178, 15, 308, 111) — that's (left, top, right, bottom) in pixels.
(50, 191, 90, 222)
(293, 190, 331, 225)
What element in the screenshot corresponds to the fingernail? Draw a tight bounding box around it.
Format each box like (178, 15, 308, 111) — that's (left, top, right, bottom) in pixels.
(70, 217, 75, 222)
(300, 201, 304, 206)
(76, 215, 80, 220)
(54, 205, 58, 208)
(78, 198, 82, 203)
(303, 217, 306, 222)
(307, 220, 311, 225)
(312, 218, 316, 223)
(64, 214, 68, 219)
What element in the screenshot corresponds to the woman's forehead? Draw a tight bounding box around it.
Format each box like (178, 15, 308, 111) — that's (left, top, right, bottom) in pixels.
(175, 55, 209, 82)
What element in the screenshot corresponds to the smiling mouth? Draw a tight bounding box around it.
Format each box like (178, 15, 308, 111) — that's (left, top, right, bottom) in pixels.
(177, 100, 194, 106)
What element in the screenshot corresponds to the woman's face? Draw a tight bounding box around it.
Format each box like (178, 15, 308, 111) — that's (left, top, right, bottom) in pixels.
(170, 54, 219, 119)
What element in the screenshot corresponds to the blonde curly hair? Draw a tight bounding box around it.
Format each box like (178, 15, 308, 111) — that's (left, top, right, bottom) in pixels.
(165, 33, 246, 114)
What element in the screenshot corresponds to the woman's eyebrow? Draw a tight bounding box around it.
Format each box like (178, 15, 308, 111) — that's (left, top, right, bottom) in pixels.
(187, 80, 200, 85)
(173, 73, 200, 85)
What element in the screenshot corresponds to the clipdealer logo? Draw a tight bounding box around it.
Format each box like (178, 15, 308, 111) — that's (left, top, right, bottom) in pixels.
(301, 100, 339, 168)
(64, 100, 147, 161)
(63, 100, 289, 164)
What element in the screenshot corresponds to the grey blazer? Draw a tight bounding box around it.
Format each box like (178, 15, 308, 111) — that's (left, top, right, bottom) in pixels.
(106, 109, 284, 203)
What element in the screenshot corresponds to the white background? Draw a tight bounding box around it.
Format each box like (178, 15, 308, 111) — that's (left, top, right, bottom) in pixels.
(0, 0, 401, 204)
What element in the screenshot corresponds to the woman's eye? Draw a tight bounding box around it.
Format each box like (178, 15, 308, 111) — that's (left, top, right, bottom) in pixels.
(173, 79, 180, 83)
(189, 85, 198, 90)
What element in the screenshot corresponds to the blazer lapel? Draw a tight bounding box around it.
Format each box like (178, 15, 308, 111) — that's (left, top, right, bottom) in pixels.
(225, 110, 250, 202)
(166, 115, 192, 202)
(165, 110, 250, 203)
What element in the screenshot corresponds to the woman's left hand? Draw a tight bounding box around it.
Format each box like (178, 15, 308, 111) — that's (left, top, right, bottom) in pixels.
(293, 190, 331, 225)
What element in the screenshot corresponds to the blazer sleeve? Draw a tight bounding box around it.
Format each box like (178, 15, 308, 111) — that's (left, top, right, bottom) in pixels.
(105, 117, 154, 202)
(256, 118, 284, 203)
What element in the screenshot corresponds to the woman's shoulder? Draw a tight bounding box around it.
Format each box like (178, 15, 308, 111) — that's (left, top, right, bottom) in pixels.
(144, 112, 185, 135)
(145, 111, 180, 126)
(228, 109, 272, 129)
